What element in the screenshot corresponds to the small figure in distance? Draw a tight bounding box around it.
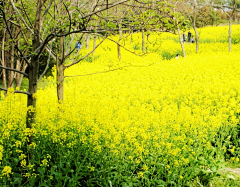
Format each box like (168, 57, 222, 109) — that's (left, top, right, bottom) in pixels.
(76, 40, 81, 51)
(182, 32, 186, 43)
(176, 54, 179, 59)
(191, 36, 195, 43)
(188, 30, 192, 42)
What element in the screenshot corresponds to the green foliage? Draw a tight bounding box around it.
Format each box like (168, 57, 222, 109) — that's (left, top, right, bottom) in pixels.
(232, 36, 240, 44)
(83, 55, 100, 63)
(160, 50, 182, 60)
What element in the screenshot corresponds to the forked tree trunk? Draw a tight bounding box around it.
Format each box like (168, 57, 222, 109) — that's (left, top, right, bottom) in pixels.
(26, 0, 43, 159)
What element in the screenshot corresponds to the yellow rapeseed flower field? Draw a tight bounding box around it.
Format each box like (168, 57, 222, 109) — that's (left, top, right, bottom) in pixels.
(1, 25, 240, 186)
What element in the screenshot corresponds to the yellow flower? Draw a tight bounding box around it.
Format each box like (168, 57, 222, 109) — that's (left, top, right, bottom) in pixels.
(1, 166, 12, 177)
(41, 159, 48, 167)
(16, 149, 23, 153)
(89, 166, 95, 172)
(142, 165, 148, 171)
(23, 173, 31, 178)
(135, 159, 141, 164)
(46, 154, 51, 160)
(21, 159, 27, 168)
(165, 165, 170, 170)
(29, 142, 36, 149)
(15, 141, 22, 148)
(19, 153, 27, 160)
(27, 164, 35, 171)
(137, 171, 144, 178)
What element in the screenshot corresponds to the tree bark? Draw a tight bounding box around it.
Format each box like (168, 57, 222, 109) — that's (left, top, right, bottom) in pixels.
(93, 34, 97, 57)
(85, 34, 90, 50)
(57, 64, 64, 101)
(16, 63, 28, 88)
(1, 29, 7, 92)
(177, 26, 186, 57)
(118, 22, 122, 60)
(193, 4, 199, 53)
(57, 36, 65, 101)
(26, 0, 42, 133)
(8, 40, 15, 87)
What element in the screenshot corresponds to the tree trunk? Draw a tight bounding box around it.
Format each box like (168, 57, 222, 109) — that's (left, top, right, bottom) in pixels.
(193, 5, 199, 53)
(8, 41, 15, 87)
(118, 23, 122, 61)
(142, 29, 145, 53)
(1, 29, 7, 93)
(26, 58, 39, 128)
(16, 61, 28, 88)
(57, 64, 64, 101)
(85, 34, 90, 50)
(177, 26, 186, 57)
(26, 0, 43, 163)
(57, 36, 65, 101)
(65, 33, 76, 56)
(92, 34, 97, 57)
(147, 34, 150, 41)
(16, 47, 28, 88)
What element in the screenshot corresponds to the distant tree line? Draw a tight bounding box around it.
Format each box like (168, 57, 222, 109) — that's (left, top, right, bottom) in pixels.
(196, 6, 240, 27)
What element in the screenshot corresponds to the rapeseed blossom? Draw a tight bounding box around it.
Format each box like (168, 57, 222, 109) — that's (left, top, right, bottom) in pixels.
(1, 166, 12, 178)
(1, 24, 240, 185)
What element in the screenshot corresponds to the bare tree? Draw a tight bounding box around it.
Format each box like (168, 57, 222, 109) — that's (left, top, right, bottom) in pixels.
(0, 0, 29, 93)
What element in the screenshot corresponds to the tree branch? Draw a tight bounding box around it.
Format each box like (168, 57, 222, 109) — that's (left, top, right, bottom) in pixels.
(106, 37, 161, 56)
(0, 65, 28, 77)
(65, 62, 158, 78)
(0, 15, 20, 27)
(63, 2, 72, 33)
(0, 87, 31, 96)
(37, 42, 53, 83)
(80, 0, 129, 19)
(65, 35, 108, 68)
(10, 0, 34, 34)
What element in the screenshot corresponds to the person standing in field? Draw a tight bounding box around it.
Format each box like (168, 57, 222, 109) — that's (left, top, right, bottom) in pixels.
(76, 40, 81, 51)
(182, 32, 186, 43)
(188, 30, 192, 43)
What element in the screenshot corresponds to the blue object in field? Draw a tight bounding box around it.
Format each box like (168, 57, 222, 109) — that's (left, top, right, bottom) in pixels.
(76, 42, 81, 49)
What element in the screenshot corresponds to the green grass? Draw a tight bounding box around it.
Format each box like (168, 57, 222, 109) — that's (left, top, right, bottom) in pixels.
(210, 162, 240, 187)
